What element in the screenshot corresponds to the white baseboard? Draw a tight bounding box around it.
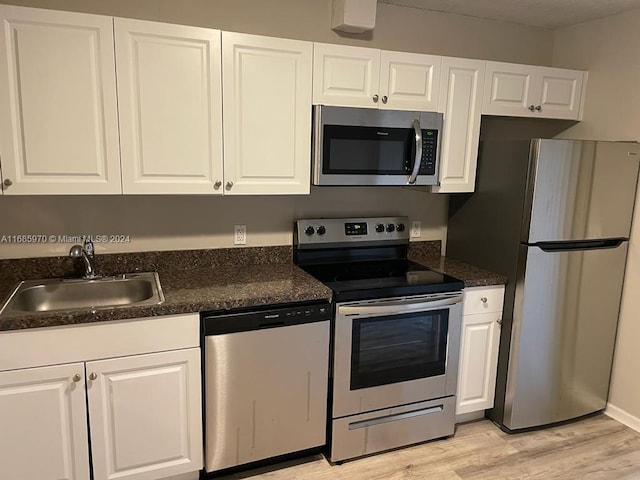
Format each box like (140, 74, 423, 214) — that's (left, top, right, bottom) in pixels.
(605, 403, 640, 433)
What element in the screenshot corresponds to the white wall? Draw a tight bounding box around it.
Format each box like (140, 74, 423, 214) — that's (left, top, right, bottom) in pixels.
(0, 188, 447, 258)
(553, 9, 640, 427)
(0, 0, 554, 259)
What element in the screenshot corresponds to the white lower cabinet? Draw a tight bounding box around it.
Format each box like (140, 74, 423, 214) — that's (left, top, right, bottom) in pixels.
(457, 286, 505, 417)
(0, 363, 91, 480)
(0, 314, 202, 480)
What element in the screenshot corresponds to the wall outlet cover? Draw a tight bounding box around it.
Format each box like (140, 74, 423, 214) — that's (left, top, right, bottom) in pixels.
(234, 224, 247, 245)
(411, 221, 422, 238)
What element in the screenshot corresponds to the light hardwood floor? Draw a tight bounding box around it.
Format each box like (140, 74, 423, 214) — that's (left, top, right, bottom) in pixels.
(218, 414, 640, 479)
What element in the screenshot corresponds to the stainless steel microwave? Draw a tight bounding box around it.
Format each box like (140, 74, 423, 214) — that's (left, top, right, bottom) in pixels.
(312, 105, 443, 186)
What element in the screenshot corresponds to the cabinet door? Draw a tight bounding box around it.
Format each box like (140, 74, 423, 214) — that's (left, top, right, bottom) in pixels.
(115, 18, 223, 194)
(535, 67, 584, 120)
(433, 57, 485, 193)
(223, 32, 312, 194)
(482, 61, 537, 117)
(379, 51, 441, 111)
(0, 5, 120, 194)
(87, 348, 202, 480)
(0, 363, 90, 480)
(313, 43, 380, 108)
(457, 312, 501, 415)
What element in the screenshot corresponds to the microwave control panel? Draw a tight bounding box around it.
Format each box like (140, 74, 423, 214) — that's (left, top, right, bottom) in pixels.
(405, 129, 438, 175)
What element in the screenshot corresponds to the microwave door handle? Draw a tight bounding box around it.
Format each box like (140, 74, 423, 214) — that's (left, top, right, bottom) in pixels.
(408, 119, 422, 185)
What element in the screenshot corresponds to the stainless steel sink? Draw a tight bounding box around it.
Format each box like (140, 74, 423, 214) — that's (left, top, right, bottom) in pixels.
(0, 272, 164, 315)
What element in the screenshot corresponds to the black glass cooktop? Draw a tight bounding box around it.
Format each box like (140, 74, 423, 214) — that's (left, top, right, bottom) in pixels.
(300, 259, 464, 302)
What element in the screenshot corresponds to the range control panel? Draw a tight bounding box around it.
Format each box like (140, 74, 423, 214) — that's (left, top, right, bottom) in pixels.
(296, 216, 410, 246)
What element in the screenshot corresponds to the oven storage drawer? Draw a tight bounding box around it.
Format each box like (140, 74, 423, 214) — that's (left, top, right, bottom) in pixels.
(330, 396, 455, 462)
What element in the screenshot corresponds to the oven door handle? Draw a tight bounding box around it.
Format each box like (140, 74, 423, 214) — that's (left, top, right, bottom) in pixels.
(339, 294, 462, 317)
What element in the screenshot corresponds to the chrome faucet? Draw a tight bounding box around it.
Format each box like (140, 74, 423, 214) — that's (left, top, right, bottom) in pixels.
(69, 237, 98, 279)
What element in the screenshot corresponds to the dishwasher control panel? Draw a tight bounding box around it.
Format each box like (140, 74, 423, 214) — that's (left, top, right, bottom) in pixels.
(202, 301, 332, 335)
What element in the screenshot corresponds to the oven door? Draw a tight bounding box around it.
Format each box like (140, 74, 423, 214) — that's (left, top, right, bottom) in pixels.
(333, 292, 463, 418)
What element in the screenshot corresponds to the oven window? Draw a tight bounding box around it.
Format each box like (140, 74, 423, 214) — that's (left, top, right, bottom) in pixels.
(322, 125, 413, 175)
(350, 310, 448, 390)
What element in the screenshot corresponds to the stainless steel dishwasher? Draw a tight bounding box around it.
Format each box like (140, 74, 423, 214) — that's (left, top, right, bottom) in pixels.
(201, 301, 331, 474)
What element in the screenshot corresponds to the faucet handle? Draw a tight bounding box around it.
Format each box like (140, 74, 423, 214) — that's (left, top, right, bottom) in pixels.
(83, 236, 94, 257)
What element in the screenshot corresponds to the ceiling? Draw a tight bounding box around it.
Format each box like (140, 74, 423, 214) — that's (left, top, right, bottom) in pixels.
(379, 0, 640, 28)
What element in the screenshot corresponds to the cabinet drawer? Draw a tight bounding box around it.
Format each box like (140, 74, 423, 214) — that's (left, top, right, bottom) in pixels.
(0, 313, 199, 371)
(463, 286, 505, 315)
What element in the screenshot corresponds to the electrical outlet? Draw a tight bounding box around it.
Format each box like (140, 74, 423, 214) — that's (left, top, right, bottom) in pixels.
(410, 221, 422, 238)
(234, 225, 247, 245)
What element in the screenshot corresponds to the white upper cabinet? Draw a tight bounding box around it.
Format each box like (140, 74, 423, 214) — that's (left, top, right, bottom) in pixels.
(313, 43, 380, 108)
(379, 51, 441, 111)
(433, 57, 485, 193)
(115, 18, 223, 194)
(537, 66, 586, 120)
(222, 32, 312, 195)
(483, 61, 585, 120)
(0, 5, 121, 194)
(313, 43, 441, 111)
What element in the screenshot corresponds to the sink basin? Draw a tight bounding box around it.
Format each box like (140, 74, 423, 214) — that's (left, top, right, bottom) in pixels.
(0, 273, 164, 315)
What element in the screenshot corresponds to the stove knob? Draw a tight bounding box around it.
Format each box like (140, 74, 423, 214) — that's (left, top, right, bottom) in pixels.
(317, 225, 326, 235)
(375, 223, 385, 233)
(396, 223, 406, 232)
(305, 226, 315, 236)
(386, 224, 396, 233)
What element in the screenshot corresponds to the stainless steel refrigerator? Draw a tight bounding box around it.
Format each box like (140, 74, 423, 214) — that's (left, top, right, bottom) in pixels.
(447, 139, 640, 432)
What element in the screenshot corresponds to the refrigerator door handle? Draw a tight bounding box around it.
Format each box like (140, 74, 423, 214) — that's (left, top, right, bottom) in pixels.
(533, 238, 625, 252)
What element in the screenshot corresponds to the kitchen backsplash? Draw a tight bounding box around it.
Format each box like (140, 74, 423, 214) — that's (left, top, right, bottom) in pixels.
(0, 188, 448, 259)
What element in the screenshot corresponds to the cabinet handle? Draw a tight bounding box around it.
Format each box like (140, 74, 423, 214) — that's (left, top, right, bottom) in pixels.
(72, 374, 82, 382)
(3, 178, 12, 188)
(381, 95, 388, 104)
(214, 180, 222, 190)
(372, 94, 379, 103)
(497, 318, 503, 326)
(528, 105, 535, 112)
(89, 372, 97, 381)
(226, 181, 233, 190)
(535, 105, 542, 111)
(481, 297, 488, 303)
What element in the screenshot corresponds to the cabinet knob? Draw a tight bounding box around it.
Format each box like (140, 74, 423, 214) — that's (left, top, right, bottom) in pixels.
(381, 96, 388, 104)
(497, 318, 503, 326)
(89, 372, 97, 381)
(528, 105, 536, 112)
(214, 180, 222, 190)
(372, 94, 379, 103)
(226, 181, 233, 190)
(481, 297, 488, 303)
(3, 178, 12, 188)
(72, 374, 82, 382)
(535, 105, 542, 111)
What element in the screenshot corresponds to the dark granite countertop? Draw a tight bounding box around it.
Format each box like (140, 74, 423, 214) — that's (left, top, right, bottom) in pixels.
(0, 247, 332, 332)
(0, 242, 505, 332)
(408, 241, 508, 288)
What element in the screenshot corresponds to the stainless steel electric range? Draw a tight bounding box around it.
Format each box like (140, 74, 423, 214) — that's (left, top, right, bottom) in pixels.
(294, 216, 464, 462)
